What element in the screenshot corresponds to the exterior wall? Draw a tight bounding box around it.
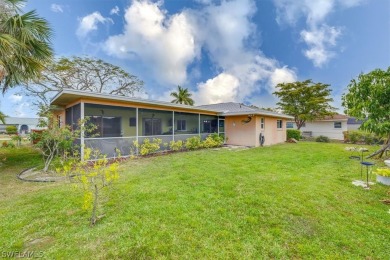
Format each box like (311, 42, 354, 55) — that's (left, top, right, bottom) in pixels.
(260, 117, 286, 146)
(225, 116, 256, 146)
(347, 124, 361, 131)
(225, 115, 287, 147)
(300, 121, 347, 140)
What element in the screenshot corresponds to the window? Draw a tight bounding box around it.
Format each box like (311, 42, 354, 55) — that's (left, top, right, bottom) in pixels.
(143, 118, 162, 136)
(286, 122, 294, 129)
(129, 117, 136, 127)
(334, 122, 342, 129)
(277, 120, 283, 129)
(87, 116, 122, 137)
(177, 119, 186, 131)
(260, 118, 265, 129)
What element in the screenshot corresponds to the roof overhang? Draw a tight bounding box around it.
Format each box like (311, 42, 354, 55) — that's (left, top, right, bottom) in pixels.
(50, 89, 220, 114)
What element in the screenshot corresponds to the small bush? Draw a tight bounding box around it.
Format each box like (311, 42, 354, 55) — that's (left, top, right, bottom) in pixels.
(374, 168, 390, 177)
(139, 138, 162, 156)
(169, 140, 184, 151)
(185, 136, 202, 150)
(202, 133, 224, 148)
(6, 126, 17, 135)
(316, 135, 330, 143)
(11, 135, 22, 146)
(287, 129, 301, 140)
(344, 130, 383, 145)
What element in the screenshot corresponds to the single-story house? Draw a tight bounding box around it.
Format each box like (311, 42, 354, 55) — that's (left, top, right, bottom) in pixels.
(347, 117, 364, 131)
(50, 89, 293, 158)
(287, 114, 349, 140)
(0, 117, 44, 135)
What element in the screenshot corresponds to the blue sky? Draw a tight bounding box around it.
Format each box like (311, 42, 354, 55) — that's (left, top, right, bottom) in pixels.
(1, 0, 389, 117)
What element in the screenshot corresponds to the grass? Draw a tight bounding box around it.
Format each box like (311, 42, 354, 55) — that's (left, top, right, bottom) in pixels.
(0, 143, 389, 259)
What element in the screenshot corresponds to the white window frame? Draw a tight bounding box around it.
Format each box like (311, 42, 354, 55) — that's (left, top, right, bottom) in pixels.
(177, 119, 187, 131)
(260, 117, 265, 129)
(286, 122, 294, 129)
(277, 119, 283, 129)
(334, 121, 342, 129)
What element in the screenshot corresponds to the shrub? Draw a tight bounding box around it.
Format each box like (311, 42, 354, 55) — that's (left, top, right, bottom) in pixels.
(316, 135, 330, 143)
(169, 140, 184, 151)
(202, 133, 224, 148)
(185, 136, 202, 150)
(344, 130, 384, 145)
(348, 131, 361, 144)
(11, 135, 22, 146)
(6, 126, 17, 135)
(374, 168, 390, 177)
(287, 129, 301, 140)
(139, 138, 162, 156)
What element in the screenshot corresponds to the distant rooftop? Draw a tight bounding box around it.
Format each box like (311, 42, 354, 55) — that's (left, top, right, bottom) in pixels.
(1, 117, 41, 125)
(347, 117, 364, 125)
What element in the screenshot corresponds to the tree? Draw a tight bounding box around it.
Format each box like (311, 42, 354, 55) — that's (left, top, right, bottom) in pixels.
(0, 111, 5, 124)
(170, 85, 194, 105)
(23, 56, 145, 106)
(33, 116, 73, 172)
(342, 67, 390, 158)
(60, 148, 119, 226)
(273, 80, 336, 130)
(0, 0, 53, 93)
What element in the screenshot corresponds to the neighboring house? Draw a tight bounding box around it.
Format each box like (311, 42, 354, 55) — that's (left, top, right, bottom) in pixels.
(287, 114, 349, 140)
(0, 117, 44, 135)
(50, 89, 293, 158)
(347, 117, 363, 131)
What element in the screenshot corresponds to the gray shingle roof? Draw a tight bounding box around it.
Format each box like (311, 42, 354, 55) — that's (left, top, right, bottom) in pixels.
(196, 102, 293, 119)
(197, 102, 257, 113)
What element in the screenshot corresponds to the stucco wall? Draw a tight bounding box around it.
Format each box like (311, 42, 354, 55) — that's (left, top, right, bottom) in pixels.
(225, 115, 287, 147)
(300, 121, 347, 140)
(260, 117, 286, 146)
(225, 116, 256, 146)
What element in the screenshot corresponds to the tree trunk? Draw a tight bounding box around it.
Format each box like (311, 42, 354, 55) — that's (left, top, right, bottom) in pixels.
(43, 153, 54, 172)
(367, 134, 390, 159)
(91, 184, 99, 226)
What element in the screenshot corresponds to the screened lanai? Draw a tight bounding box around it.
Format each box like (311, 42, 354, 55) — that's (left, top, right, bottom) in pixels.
(65, 103, 225, 158)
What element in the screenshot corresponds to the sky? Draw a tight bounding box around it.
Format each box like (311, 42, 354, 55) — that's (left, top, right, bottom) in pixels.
(1, 0, 389, 117)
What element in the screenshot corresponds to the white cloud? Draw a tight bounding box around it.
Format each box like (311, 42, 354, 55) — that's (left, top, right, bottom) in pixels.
(269, 66, 297, 88)
(50, 4, 63, 13)
(77, 12, 113, 37)
(300, 26, 341, 67)
(194, 73, 240, 105)
(273, 0, 363, 67)
(14, 102, 30, 117)
(105, 0, 198, 85)
(9, 94, 22, 103)
(110, 6, 120, 15)
(105, 0, 296, 105)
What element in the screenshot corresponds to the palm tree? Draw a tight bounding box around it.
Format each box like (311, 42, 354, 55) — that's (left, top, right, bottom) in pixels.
(0, 111, 5, 124)
(0, 0, 53, 93)
(170, 85, 194, 106)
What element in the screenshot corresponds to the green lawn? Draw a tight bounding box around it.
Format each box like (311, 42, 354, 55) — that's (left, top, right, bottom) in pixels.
(0, 143, 389, 259)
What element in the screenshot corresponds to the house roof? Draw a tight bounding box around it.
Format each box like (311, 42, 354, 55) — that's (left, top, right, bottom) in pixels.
(50, 89, 220, 114)
(0, 117, 41, 125)
(316, 114, 349, 121)
(197, 102, 257, 113)
(50, 89, 293, 119)
(197, 102, 293, 119)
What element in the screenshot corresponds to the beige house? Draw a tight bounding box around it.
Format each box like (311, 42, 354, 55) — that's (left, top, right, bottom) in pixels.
(51, 89, 293, 158)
